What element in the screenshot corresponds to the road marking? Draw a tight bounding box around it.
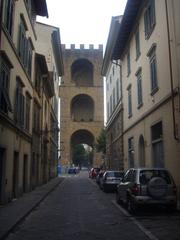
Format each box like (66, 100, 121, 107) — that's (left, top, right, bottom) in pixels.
(111, 200, 159, 240)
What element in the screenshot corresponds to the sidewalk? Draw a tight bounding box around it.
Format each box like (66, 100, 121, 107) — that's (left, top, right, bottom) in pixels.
(0, 176, 64, 240)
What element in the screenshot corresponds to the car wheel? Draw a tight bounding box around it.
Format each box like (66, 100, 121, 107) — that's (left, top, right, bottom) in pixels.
(166, 203, 177, 213)
(103, 184, 107, 192)
(116, 192, 121, 204)
(127, 197, 137, 214)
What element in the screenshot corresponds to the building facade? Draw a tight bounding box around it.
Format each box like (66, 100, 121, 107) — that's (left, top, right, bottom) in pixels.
(102, 16, 124, 170)
(35, 22, 63, 184)
(112, 0, 180, 197)
(0, 0, 48, 203)
(59, 44, 104, 168)
(0, 0, 63, 204)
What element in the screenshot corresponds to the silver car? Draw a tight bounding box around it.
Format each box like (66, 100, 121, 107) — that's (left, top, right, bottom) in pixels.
(116, 168, 177, 213)
(100, 170, 124, 192)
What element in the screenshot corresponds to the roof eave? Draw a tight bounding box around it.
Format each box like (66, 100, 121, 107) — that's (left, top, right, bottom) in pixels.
(34, 0, 49, 18)
(52, 31, 64, 76)
(112, 0, 143, 60)
(101, 16, 122, 76)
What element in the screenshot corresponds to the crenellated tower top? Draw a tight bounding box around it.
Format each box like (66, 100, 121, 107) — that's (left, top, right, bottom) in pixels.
(61, 44, 103, 51)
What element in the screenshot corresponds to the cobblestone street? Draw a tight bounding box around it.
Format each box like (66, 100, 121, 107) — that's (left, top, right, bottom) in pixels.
(1, 171, 180, 240)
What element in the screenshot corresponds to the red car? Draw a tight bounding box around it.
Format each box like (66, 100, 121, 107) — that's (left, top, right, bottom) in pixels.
(89, 167, 100, 179)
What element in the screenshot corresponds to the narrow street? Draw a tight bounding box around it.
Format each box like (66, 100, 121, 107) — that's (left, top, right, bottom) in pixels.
(5, 171, 180, 240)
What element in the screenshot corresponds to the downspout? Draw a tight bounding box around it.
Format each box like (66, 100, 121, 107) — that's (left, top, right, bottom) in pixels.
(0, 0, 4, 49)
(165, 0, 179, 141)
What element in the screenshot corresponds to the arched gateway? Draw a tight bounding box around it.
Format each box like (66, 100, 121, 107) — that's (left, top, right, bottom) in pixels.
(59, 44, 104, 167)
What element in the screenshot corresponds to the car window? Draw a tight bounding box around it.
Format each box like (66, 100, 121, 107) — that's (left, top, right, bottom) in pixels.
(139, 170, 172, 184)
(106, 171, 123, 178)
(123, 170, 134, 182)
(114, 172, 124, 178)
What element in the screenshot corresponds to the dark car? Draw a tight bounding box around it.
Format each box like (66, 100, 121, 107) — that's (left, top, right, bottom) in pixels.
(96, 170, 105, 185)
(100, 170, 124, 192)
(68, 167, 77, 174)
(89, 167, 100, 179)
(116, 168, 177, 213)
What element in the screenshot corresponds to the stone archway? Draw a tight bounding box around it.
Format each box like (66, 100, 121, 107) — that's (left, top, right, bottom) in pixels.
(70, 129, 95, 167)
(71, 58, 93, 86)
(138, 135, 145, 167)
(71, 94, 94, 122)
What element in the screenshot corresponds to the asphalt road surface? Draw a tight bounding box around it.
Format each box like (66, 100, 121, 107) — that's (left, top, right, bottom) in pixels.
(6, 171, 180, 240)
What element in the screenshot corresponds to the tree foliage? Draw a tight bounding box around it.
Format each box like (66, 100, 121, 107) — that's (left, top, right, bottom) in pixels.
(96, 128, 106, 154)
(72, 144, 85, 166)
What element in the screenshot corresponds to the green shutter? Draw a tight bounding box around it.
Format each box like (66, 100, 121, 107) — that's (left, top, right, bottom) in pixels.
(18, 23, 23, 57)
(144, 12, 148, 37)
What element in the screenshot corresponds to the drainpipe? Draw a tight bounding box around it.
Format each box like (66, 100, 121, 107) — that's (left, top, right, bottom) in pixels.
(165, 0, 179, 141)
(0, 0, 4, 49)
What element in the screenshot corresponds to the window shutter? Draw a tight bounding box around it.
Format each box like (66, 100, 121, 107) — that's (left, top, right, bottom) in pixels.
(150, 0, 155, 27)
(20, 94, 25, 127)
(21, 94, 24, 126)
(27, 40, 32, 77)
(14, 87, 19, 122)
(2, 87, 12, 112)
(144, 12, 148, 37)
(18, 24, 23, 58)
(24, 38, 28, 69)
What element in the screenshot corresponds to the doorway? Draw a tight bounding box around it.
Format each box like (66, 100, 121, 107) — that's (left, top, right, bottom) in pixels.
(13, 151, 19, 199)
(0, 147, 5, 203)
(23, 154, 28, 193)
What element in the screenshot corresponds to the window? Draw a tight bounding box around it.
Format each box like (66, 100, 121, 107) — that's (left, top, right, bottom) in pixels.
(33, 102, 40, 134)
(0, 55, 13, 114)
(35, 63, 41, 96)
(18, 18, 33, 78)
(27, 39, 33, 77)
(14, 77, 25, 127)
(112, 66, 115, 76)
(116, 79, 120, 102)
(127, 85, 132, 117)
(3, 0, 14, 36)
(25, 93, 31, 131)
(113, 88, 115, 109)
(147, 44, 158, 94)
(151, 122, 164, 167)
(18, 18, 27, 66)
(150, 54, 158, 93)
(110, 75, 112, 84)
(127, 50, 131, 76)
(25, 0, 36, 25)
(144, 0, 156, 38)
(128, 138, 134, 168)
(136, 68, 143, 107)
(135, 27, 140, 59)
(106, 82, 109, 91)
(107, 102, 110, 120)
(110, 95, 112, 115)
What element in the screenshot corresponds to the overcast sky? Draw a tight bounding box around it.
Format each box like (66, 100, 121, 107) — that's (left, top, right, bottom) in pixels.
(37, 0, 127, 49)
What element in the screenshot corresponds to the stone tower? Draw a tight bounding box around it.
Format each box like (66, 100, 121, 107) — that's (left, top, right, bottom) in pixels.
(59, 44, 104, 167)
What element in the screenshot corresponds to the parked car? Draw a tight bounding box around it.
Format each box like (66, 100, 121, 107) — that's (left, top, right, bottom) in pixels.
(89, 167, 100, 179)
(116, 168, 177, 213)
(100, 170, 124, 192)
(68, 167, 77, 174)
(96, 170, 105, 185)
